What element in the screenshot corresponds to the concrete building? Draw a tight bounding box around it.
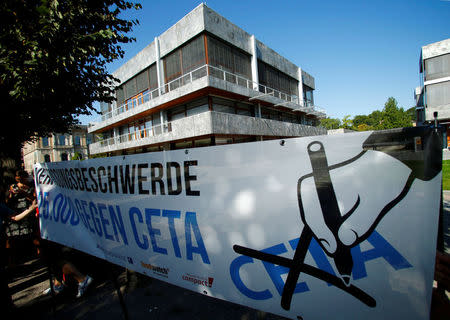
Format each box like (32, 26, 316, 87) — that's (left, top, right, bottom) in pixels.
(415, 38, 450, 147)
(88, 4, 326, 156)
(22, 125, 91, 174)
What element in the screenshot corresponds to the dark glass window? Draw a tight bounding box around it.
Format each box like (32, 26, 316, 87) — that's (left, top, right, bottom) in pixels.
(116, 63, 158, 107)
(136, 69, 149, 94)
(164, 49, 182, 83)
(425, 54, 450, 81)
(303, 85, 314, 106)
(258, 61, 299, 97)
(149, 64, 158, 90)
(164, 36, 206, 83)
(124, 77, 137, 99)
(182, 36, 206, 74)
(426, 81, 450, 108)
(207, 36, 251, 79)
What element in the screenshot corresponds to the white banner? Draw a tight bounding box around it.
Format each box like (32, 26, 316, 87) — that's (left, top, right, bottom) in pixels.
(34, 128, 442, 319)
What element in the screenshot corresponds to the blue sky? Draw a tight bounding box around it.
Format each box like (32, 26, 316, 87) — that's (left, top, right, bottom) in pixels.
(81, 0, 450, 123)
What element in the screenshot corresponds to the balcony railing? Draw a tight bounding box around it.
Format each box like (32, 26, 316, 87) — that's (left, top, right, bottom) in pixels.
(95, 122, 170, 148)
(90, 111, 327, 153)
(100, 64, 323, 122)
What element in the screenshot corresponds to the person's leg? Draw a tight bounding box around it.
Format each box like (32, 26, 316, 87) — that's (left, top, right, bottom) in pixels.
(61, 262, 86, 283)
(61, 261, 93, 298)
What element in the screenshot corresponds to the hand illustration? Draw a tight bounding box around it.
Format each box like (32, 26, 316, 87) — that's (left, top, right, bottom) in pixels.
(298, 144, 413, 257)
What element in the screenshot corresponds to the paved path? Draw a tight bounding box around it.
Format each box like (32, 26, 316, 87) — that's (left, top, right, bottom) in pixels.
(8, 255, 286, 320)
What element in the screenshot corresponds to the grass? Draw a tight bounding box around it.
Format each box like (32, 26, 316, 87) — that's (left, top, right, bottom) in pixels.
(443, 160, 450, 190)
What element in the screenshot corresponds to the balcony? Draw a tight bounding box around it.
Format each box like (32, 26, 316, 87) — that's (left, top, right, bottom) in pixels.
(89, 64, 326, 133)
(89, 111, 326, 155)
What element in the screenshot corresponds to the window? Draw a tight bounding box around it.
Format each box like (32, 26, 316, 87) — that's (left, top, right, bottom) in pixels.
(164, 36, 207, 84)
(61, 153, 68, 161)
(236, 103, 253, 116)
(425, 54, 450, 81)
(303, 85, 314, 106)
(258, 61, 299, 97)
(116, 87, 125, 108)
(57, 135, 66, 146)
(116, 63, 158, 108)
(182, 36, 206, 74)
(136, 69, 149, 94)
(186, 97, 209, 117)
(44, 154, 51, 162)
(426, 81, 450, 108)
(124, 77, 137, 99)
(42, 137, 49, 147)
(74, 135, 81, 146)
(212, 97, 235, 114)
(164, 48, 182, 83)
(168, 105, 186, 121)
(145, 118, 153, 136)
(148, 64, 158, 90)
(207, 36, 251, 79)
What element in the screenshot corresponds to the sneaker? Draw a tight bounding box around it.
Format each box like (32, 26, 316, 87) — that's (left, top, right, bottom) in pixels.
(76, 275, 93, 298)
(43, 283, 64, 295)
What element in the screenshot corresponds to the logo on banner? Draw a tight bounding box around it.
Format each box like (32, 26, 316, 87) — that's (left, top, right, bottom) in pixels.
(232, 133, 441, 311)
(182, 274, 214, 288)
(141, 261, 170, 278)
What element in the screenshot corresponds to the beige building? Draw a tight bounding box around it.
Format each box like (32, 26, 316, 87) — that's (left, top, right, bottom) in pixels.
(22, 125, 91, 174)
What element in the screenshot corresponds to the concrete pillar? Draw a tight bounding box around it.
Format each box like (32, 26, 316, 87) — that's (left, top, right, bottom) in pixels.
(256, 103, 262, 118)
(155, 37, 165, 94)
(160, 110, 166, 133)
(297, 67, 304, 107)
(250, 35, 259, 91)
(113, 127, 119, 144)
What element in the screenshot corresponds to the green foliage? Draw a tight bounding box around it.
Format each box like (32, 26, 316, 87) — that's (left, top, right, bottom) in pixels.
(341, 115, 353, 129)
(71, 152, 83, 160)
(443, 160, 450, 190)
(335, 97, 413, 132)
(0, 0, 141, 155)
(320, 117, 341, 130)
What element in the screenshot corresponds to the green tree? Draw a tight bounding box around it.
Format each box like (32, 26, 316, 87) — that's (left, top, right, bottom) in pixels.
(320, 117, 341, 130)
(72, 152, 83, 160)
(346, 97, 413, 131)
(341, 115, 353, 130)
(0, 0, 141, 159)
(378, 97, 412, 130)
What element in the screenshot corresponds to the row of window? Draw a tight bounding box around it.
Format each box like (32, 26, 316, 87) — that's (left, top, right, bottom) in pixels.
(41, 135, 87, 147)
(100, 96, 317, 141)
(42, 152, 82, 162)
(111, 33, 308, 112)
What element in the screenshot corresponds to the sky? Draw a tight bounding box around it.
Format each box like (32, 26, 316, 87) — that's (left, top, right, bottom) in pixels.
(80, 0, 450, 124)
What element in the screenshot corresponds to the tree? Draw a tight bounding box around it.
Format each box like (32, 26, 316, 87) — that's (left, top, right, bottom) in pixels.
(0, 0, 141, 159)
(378, 97, 412, 130)
(320, 117, 341, 130)
(342, 97, 413, 132)
(341, 115, 353, 130)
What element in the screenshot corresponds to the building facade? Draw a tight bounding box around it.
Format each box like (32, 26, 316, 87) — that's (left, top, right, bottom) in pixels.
(415, 38, 450, 147)
(22, 125, 91, 174)
(89, 4, 327, 156)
